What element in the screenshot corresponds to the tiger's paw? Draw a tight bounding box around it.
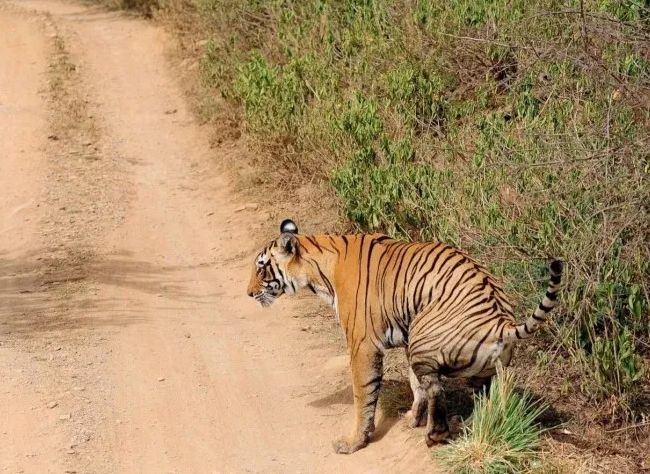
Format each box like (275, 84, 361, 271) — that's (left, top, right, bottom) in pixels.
(405, 408, 426, 428)
(425, 427, 449, 447)
(332, 434, 368, 454)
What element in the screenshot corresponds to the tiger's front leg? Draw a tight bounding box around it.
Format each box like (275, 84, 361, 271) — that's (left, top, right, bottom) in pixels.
(333, 344, 383, 454)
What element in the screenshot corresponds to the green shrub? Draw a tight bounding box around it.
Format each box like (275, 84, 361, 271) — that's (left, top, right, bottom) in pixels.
(233, 55, 311, 136)
(581, 326, 645, 403)
(334, 94, 383, 148)
(383, 63, 449, 133)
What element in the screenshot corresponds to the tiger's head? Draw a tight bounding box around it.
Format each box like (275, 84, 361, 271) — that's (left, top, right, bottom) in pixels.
(247, 219, 303, 307)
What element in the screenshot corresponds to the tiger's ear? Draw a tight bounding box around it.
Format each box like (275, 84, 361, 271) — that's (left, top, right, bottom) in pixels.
(278, 232, 299, 256)
(280, 219, 298, 234)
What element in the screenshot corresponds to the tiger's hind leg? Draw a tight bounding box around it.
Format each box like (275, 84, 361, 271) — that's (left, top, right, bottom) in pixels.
(420, 373, 449, 446)
(408, 316, 450, 444)
(409, 358, 449, 445)
(406, 367, 427, 428)
(469, 375, 493, 395)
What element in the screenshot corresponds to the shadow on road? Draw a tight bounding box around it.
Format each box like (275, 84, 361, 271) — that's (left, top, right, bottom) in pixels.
(0, 246, 222, 338)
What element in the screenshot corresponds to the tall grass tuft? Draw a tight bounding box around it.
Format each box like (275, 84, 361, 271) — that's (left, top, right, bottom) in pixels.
(435, 365, 548, 474)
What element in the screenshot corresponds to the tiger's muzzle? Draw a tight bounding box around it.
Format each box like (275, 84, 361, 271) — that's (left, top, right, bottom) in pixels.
(249, 280, 284, 307)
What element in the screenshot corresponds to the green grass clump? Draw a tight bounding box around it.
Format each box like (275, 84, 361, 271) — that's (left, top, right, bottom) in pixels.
(435, 366, 548, 474)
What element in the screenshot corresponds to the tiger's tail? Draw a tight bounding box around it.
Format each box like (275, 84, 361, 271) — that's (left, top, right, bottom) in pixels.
(504, 260, 563, 341)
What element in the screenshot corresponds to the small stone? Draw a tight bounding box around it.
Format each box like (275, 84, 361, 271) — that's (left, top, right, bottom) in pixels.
(184, 333, 191, 339)
(67, 449, 76, 455)
(300, 326, 311, 332)
(206, 211, 214, 216)
(157, 377, 165, 382)
(164, 108, 177, 115)
(59, 414, 71, 421)
(47, 401, 58, 409)
(235, 203, 259, 212)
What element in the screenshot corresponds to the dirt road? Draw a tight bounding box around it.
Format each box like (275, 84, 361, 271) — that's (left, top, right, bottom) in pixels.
(0, 1, 435, 472)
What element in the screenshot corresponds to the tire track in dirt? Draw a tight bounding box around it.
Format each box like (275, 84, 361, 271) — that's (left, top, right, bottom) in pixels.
(0, 9, 63, 473)
(1, 1, 438, 472)
(1, 4, 126, 473)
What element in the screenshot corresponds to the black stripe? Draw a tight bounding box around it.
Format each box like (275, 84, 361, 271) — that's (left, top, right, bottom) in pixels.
(539, 303, 553, 312)
(390, 244, 412, 318)
(367, 384, 381, 397)
(532, 314, 546, 322)
(412, 297, 491, 352)
(437, 260, 471, 307)
(409, 244, 450, 316)
(362, 375, 382, 388)
(435, 250, 458, 279)
(311, 260, 334, 295)
(327, 236, 340, 256)
(350, 235, 367, 349)
(428, 245, 450, 277)
(545, 291, 557, 301)
(404, 246, 429, 318)
(363, 397, 379, 408)
(411, 244, 438, 313)
(377, 241, 404, 302)
(304, 236, 322, 252)
(412, 244, 443, 311)
(550, 275, 561, 284)
(363, 239, 384, 350)
(452, 328, 494, 368)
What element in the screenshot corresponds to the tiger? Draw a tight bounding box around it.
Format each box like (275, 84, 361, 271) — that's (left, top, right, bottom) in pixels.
(247, 219, 563, 454)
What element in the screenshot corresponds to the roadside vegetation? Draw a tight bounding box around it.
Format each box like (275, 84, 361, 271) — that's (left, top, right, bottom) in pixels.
(435, 365, 548, 474)
(116, 0, 648, 470)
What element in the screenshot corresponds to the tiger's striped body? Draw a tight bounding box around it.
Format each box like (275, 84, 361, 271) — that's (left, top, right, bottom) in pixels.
(247, 220, 562, 454)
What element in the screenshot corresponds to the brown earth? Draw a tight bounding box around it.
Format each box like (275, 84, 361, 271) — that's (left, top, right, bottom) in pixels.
(0, 1, 436, 472)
